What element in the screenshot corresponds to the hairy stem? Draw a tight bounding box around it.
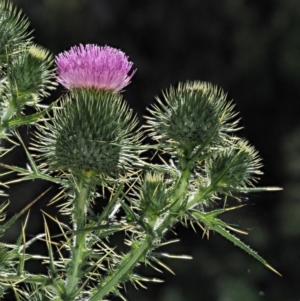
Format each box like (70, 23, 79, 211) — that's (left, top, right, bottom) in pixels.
(90, 237, 152, 301)
(0, 102, 17, 134)
(65, 170, 94, 299)
(1, 103, 16, 124)
(156, 159, 193, 232)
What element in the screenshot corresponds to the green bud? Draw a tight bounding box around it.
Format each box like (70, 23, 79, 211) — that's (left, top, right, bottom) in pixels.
(34, 90, 141, 177)
(206, 139, 263, 191)
(140, 172, 168, 215)
(7, 44, 56, 104)
(146, 81, 239, 152)
(0, 0, 31, 65)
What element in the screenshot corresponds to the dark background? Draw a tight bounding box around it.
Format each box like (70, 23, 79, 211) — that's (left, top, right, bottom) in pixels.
(2, 0, 300, 300)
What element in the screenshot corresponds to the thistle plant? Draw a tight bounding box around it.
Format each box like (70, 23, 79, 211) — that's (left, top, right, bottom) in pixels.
(0, 1, 282, 300)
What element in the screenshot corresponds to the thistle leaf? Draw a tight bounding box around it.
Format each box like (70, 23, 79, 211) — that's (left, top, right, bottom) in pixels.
(191, 210, 281, 276)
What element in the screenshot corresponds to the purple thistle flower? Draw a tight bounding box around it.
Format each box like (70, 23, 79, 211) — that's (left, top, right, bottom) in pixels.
(55, 44, 136, 92)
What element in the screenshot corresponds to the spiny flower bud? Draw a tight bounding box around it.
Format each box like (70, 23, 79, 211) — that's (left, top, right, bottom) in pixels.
(140, 173, 168, 215)
(206, 139, 263, 191)
(34, 90, 141, 177)
(0, 0, 31, 65)
(7, 44, 56, 103)
(146, 81, 239, 153)
(55, 44, 136, 92)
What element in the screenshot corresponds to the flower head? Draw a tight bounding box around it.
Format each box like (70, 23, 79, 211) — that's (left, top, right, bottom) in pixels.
(55, 44, 136, 92)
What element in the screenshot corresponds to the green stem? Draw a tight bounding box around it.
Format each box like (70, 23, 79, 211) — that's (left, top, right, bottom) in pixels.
(65, 170, 94, 298)
(0, 274, 49, 285)
(0, 102, 17, 134)
(156, 160, 193, 232)
(160, 125, 220, 222)
(169, 166, 191, 213)
(186, 185, 215, 210)
(2, 102, 16, 124)
(89, 237, 152, 301)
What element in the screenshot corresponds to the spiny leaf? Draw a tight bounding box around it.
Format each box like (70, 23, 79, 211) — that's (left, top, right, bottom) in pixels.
(0, 187, 52, 237)
(191, 210, 281, 276)
(213, 225, 282, 276)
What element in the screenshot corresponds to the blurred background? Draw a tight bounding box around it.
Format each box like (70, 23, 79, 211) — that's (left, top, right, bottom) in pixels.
(2, 0, 300, 300)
